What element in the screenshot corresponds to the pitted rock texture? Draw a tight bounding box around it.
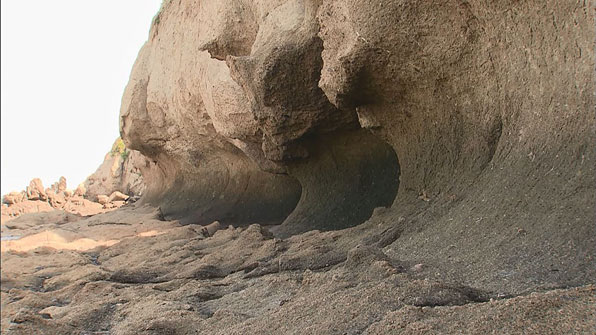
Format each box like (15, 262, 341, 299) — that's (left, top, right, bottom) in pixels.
(121, 0, 593, 257)
(109, 0, 593, 323)
(313, 0, 595, 293)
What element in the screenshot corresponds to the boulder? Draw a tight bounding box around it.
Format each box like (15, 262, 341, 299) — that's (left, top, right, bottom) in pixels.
(96, 195, 109, 205)
(111, 200, 126, 208)
(46, 189, 66, 208)
(108, 191, 129, 203)
(200, 221, 221, 237)
(26, 178, 47, 201)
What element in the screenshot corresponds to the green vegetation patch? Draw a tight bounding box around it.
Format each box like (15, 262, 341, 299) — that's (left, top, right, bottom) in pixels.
(111, 137, 130, 161)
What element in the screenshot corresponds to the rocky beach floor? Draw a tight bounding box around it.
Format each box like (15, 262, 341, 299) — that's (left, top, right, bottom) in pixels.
(1, 203, 594, 334)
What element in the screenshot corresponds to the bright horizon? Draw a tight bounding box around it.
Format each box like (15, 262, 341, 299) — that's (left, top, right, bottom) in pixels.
(1, 0, 162, 195)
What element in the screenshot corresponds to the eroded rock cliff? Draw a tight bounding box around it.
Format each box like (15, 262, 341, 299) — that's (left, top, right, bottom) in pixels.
(120, 0, 594, 289)
(119, 0, 401, 233)
(83, 138, 147, 202)
(2, 1, 593, 334)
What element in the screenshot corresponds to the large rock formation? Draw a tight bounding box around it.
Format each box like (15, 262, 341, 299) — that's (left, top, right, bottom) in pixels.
(120, 0, 400, 231)
(120, 0, 594, 290)
(3, 1, 592, 333)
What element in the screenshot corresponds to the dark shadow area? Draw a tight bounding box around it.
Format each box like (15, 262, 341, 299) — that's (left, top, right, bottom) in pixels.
(271, 130, 400, 237)
(140, 151, 302, 227)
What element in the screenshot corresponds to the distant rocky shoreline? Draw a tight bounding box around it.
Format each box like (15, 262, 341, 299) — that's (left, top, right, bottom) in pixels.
(1, 138, 146, 224)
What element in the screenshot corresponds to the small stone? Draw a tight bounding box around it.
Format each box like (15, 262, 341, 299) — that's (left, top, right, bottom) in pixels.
(418, 190, 430, 202)
(200, 221, 221, 237)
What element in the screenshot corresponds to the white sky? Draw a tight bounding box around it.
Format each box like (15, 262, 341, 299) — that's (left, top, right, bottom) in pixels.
(1, 0, 162, 195)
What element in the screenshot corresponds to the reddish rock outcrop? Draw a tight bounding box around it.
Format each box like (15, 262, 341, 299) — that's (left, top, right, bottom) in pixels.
(2, 192, 26, 205)
(25, 178, 47, 201)
(1, 174, 132, 223)
(1, 138, 147, 224)
(57, 176, 67, 193)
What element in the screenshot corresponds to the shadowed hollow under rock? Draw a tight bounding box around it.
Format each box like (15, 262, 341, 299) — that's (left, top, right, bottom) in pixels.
(2, 0, 593, 334)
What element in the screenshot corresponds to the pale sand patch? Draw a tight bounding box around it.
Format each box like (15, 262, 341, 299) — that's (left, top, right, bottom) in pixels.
(137, 230, 165, 237)
(0, 228, 169, 253)
(0, 230, 120, 252)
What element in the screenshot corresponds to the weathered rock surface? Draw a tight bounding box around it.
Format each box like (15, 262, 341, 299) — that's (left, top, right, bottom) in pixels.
(1, 200, 54, 221)
(46, 189, 67, 208)
(118, 0, 594, 290)
(83, 138, 146, 202)
(120, 0, 398, 230)
(96, 195, 110, 205)
(2, 0, 594, 334)
(57, 176, 67, 193)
